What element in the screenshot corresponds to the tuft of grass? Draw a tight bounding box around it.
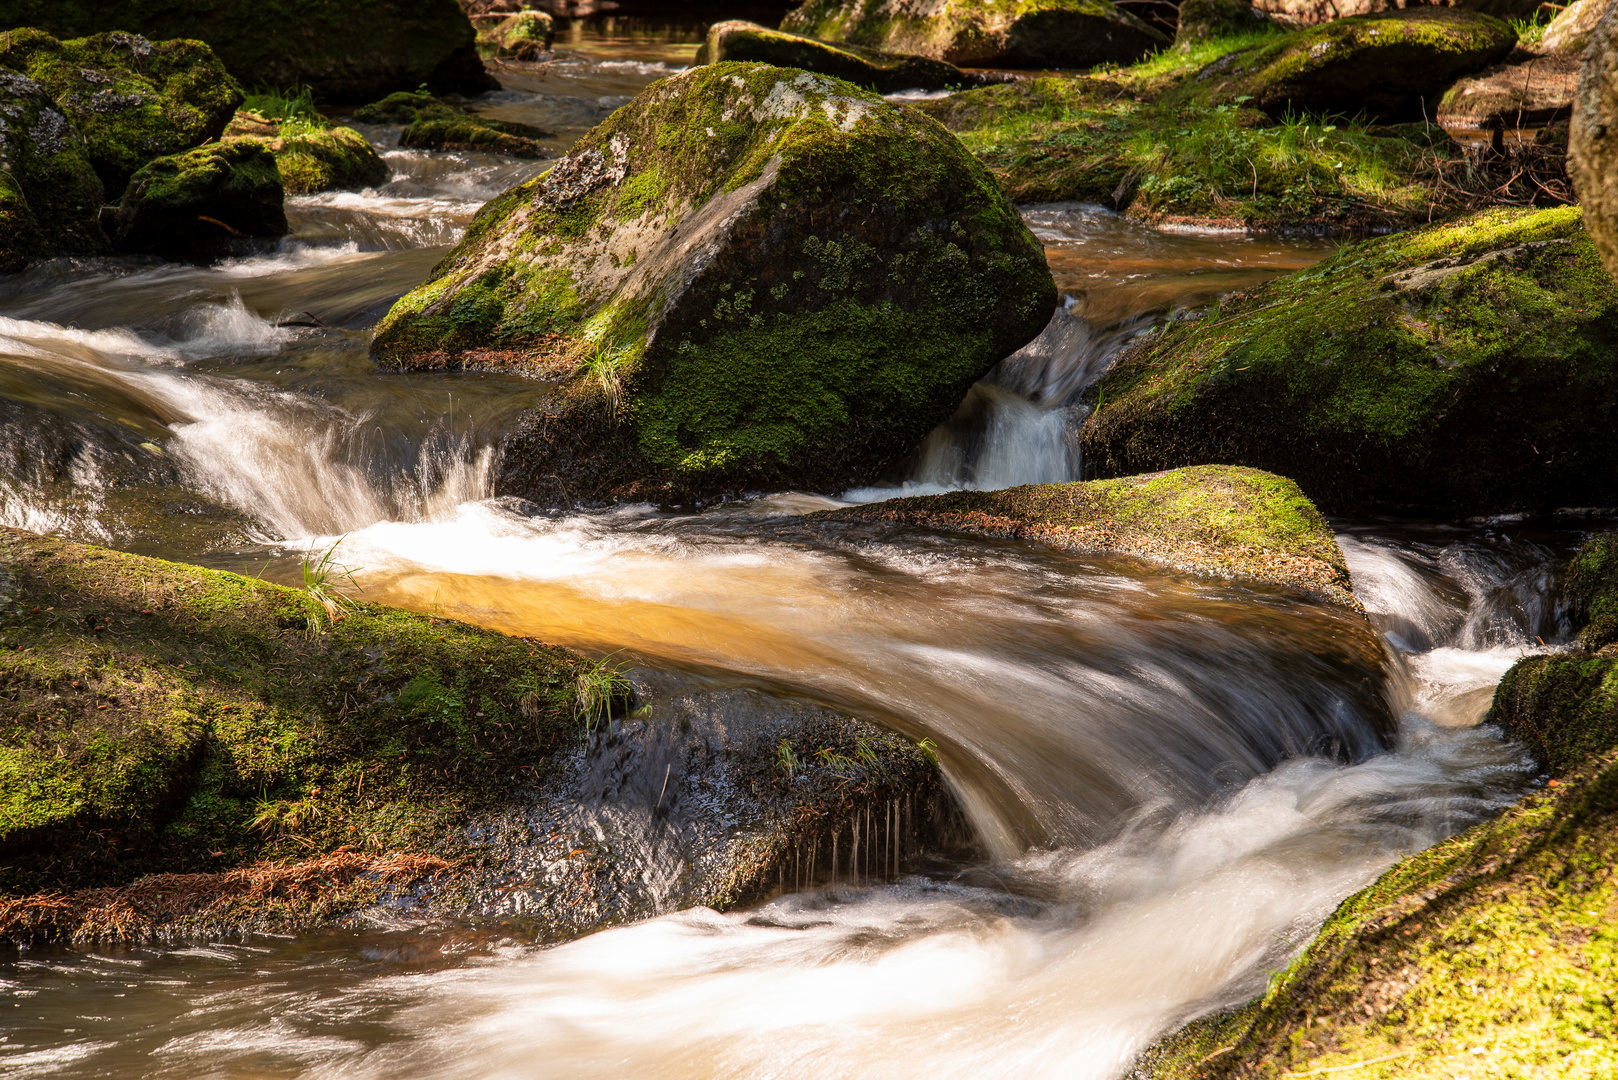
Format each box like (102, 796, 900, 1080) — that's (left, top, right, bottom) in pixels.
(1509, 8, 1552, 46)
(300, 538, 362, 627)
(573, 653, 632, 734)
(776, 739, 798, 777)
(240, 84, 325, 125)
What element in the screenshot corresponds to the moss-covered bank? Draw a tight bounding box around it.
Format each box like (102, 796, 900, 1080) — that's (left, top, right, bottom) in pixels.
(817, 465, 1358, 609)
(374, 63, 1055, 505)
(1082, 207, 1618, 516)
(0, 528, 952, 943)
(917, 31, 1563, 230)
(1133, 532, 1618, 1080)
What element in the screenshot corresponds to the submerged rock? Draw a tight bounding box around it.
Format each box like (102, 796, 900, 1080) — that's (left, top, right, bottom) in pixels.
(1082, 206, 1618, 515)
(372, 63, 1056, 504)
(0, 0, 498, 104)
(1437, 52, 1580, 132)
(696, 20, 987, 93)
(817, 465, 1361, 609)
(1542, 0, 1608, 55)
(1174, 0, 1273, 48)
(0, 527, 951, 943)
(780, 0, 1170, 70)
(1185, 8, 1518, 121)
(1570, 3, 1618, 282)
(0, 28, 242, 195)
(111, 138, 288, 259)
(0, 65, 105, 257)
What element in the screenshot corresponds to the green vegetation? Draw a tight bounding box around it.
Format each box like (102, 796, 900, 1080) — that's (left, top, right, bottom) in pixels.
(399, 119, 550, 158)
(271, 123, 389, 194)
(1566, 533, 1618, 653)
(239, 84, 322, 124)
(0, 54, 108, 257)
(373, 63, 1055, 503)
(0, 526, 586, 897)
(695, 19, 979, 93)
(819, 465, 1358, 608)
(112, 138, 288, 256)
(0, 161, 44, 272)
(1082, 207, 1618, 515)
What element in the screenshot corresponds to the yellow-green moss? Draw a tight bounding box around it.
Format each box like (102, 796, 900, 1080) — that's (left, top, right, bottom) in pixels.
(268, 123, 388, 193)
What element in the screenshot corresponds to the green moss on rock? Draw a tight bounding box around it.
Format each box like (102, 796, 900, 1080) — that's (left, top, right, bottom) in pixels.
(399, 117, 549, 157)
(0, 64, 106, 255)
(816, 464, 1358, 607)
(374, 62, 1056, 503)
(0, 141, 42, 270)
(264, 122, 388, 194)
(0, 28, 242, 195)
(1565, 532, 1618, 652)
(1174, 0, 1275, 48)
(1181, 8, 1518, 121)
(781, 0, 1170, 70)
(696, 20, 987, 93)
(481, 10, 554, 60)
(0, 0, 497, 104)
(352, 90, 464, 125)
(1082, 206, 1618, 515)
(111, 136, 288, 258)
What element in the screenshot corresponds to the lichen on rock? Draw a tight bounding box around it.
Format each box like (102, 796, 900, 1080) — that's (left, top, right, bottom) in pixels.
(0, 27, 242, 195)
(780, 0, 1170, 70)
(372, 62, 1056, 504)
(1082, 206, 1618, 515)
(0, 63, 105, 258)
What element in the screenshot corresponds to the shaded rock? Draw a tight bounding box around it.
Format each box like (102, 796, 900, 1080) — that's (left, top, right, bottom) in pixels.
(780, 0, 1171, 70)
(1437, 51, 1580, 130)
(1174, 0, 1274, 47)
(1081, 206, 1618, 515)
(0, 28, 241, 195)
(0, 168, 40, 270)
(0, 527, 954, 943)
(0, 0, 498, 104)
(1542, 0, 1607, 54)
(112, 138, 288, 260)
(1186, 8, 1518, 121)
(695, 20, 988, 93)
(352, 90, 466, 125)
(400, 117, 550, 156)
(0, 64, 105, 255)
(815, 465, 1361, 609)
(373, 63, 1056, 504)
(1570, 2, 1618, 282)
(483, 10, 555, 59)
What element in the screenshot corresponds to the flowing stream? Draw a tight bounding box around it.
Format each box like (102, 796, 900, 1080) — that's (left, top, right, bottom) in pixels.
(0, 42, 1595, 1080)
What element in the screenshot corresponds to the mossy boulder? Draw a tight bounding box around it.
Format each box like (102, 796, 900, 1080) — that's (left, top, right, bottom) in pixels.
(695, 20, 986, 94)
(780, 0, 1170, 70)
(254, 121, 389, 194)
(1184, 8, 1517, 121)
(1437, 52, 1579, 132)
(1570, 4, 1618, 284)
(352, 89, 464, 125)
(372, 63, 1056, 504)
(1132, 745, 1618, 1080)
(1082, 206, 1618, 516)
(1543, 0, 1607, 55)
(399, 117, 549, 157)
(111, 137, 288, 259)
(1174, 0, 1272, 48)
(0, 65, 105, 256)
(482, 10, 553, 60)
(0, 28, 241, 195)
(0, 168, 40, 270)
(817, 465, 1360, 608)
(0, 0, 498, 104)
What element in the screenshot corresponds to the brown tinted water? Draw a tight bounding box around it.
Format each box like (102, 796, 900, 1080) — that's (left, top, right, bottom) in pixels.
(0, 43, 1587, 1080)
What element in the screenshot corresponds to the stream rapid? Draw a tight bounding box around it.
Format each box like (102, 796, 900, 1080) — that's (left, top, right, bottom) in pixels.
(0, 36, 1594, 1080)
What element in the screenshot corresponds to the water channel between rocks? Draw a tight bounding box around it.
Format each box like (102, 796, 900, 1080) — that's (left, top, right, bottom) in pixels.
(0, 39, 1592, 1080)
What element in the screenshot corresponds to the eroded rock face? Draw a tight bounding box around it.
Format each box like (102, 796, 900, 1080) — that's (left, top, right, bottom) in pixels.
(780, 0, 1169, 70)
(0, 0, 498, 104)
(1570, 2, 1618, 282)
(697, 20, 988, 92)
(0, 64, 105, 259)
(0, 29, 241, 195)
(372, 63, 1056, 504)
(1437, 52, 1580, 130)
(1081, 206, 1618, 515)
(112, 138, 288, 260)
(1185, 8, 1517, 120)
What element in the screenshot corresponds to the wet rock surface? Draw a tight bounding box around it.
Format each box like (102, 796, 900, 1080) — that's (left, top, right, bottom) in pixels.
(780, 0, 1170, 69)
(1081, 206, 1618, 515)
(373, 63, 1055, 505)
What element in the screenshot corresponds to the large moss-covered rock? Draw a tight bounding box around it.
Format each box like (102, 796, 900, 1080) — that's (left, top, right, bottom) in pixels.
(780, 0, 1170, 70)
(0, 168, 40, 270)
(1570, 4, 1618, 284)
(255, 122, 388, 194)
(482, 10, 553, 60)
(372, 63, 1056, 504)
(1248, 0, 1544, 25)
(398, 117, 549, 157)
(819, 465, 1360, 608)
(0, 65, 104, 255)
(0, 0, 498, 104)
(696, 20, 985, 93)
(1437, 52, 1579, 132)
(0, 28, 241, 196)
(1174, 0, 1272, 48)
(1082, 207, 1618, 515)
(1543, 0, 1607, 55)
(112, 137, 288, 259)
(1185, 8, 1517, 121)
